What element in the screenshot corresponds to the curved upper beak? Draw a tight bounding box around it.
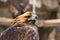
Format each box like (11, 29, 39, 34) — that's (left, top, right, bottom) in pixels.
(28, 13, 38, 21)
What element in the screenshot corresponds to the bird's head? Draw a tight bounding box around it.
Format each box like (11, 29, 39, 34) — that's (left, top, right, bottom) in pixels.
(12, 11, 32, 24)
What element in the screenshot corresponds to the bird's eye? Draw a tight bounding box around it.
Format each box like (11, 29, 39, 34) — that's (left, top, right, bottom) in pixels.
(25, 16, 31, 18)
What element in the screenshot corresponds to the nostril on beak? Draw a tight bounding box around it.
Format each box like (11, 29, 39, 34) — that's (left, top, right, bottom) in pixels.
(35, 16, 38, 19)
(34, 15, 38, 20)
(32, 15, 38, 20)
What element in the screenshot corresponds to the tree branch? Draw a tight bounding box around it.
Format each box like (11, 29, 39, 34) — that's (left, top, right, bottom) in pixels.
(37, 19, 60, 27)
(0, 17, 13, 27)
(0, 17, 60, 27)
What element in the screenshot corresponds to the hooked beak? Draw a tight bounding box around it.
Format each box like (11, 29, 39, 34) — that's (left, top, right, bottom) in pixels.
(28, 13, 38, 21)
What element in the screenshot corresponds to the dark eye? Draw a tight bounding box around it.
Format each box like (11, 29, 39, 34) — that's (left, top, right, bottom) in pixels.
(25, 16, 31, 18)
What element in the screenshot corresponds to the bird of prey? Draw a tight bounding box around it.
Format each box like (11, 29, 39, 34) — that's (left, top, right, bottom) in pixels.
(0, 11, 39, 40)
(7, 0, 38, 24)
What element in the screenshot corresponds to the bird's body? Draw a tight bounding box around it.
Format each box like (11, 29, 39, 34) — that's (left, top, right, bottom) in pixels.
(0, 23, 39, 40)
(0, 11, 39, 40)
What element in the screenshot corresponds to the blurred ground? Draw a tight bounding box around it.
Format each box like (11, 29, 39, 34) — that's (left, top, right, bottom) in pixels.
(55, 32, 60, 40)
